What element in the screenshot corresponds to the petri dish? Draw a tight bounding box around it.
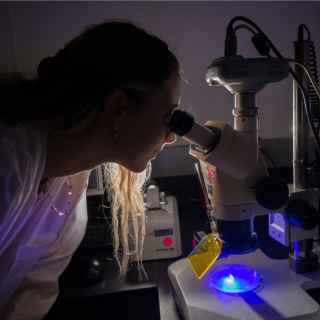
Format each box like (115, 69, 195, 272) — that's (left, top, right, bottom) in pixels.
(210, 264, 260, 294)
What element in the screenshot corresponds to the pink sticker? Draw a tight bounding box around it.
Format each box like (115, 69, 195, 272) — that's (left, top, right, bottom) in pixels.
(163, 237, 173, 247)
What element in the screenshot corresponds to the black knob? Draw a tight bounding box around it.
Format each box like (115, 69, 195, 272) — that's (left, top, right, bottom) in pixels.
(255, 177, 289, 210)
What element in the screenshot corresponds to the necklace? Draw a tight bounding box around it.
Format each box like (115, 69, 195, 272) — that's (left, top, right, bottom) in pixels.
(39, 175, 73, 216)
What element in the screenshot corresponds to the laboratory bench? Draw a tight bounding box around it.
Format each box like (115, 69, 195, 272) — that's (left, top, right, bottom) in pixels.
(44, 169, 308, 320)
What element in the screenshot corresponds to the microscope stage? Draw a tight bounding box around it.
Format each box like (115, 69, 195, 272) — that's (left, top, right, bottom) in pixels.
(168, 249, 320, 319)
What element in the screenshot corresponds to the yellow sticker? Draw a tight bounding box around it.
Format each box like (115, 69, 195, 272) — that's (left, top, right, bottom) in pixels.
(188, 233, 222, 279)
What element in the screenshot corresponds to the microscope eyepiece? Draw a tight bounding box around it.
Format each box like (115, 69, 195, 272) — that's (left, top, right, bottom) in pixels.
(168, 109, 194, 136)
(168, 109, 221, 152)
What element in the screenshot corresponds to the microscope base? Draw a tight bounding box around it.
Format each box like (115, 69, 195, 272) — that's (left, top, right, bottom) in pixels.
(168, 249, 320, 319)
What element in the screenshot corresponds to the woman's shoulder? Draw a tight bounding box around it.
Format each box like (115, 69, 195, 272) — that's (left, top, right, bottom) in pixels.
(0, 121, 45, 138)
(1, 122, 47, 161)
(0, 122, 47, 188)
(0, 123, 47, 229)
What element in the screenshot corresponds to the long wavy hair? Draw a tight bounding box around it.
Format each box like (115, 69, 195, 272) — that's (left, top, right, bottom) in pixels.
(0, 20, 179, 279)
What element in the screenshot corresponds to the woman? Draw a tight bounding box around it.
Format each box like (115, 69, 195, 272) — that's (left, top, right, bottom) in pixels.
(0, 20, 181, 319)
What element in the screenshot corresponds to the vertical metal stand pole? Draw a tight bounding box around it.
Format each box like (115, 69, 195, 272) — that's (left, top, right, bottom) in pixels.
(293, 40, 310, 188)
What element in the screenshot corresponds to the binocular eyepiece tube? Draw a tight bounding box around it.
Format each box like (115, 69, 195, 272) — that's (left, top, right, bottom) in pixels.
(168, 109, 220, 153)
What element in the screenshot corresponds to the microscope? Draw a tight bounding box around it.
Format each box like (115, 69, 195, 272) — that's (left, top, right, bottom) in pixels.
(167, 17, 320, 319)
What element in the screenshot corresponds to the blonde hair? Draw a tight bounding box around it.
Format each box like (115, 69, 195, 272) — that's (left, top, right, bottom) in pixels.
(103, 162, 151, 279)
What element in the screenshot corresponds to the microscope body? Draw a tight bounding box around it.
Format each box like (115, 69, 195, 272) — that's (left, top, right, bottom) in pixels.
(188, 118, 319, 271)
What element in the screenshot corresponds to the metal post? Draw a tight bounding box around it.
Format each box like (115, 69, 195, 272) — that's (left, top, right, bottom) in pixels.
(293, 40, 310, 188)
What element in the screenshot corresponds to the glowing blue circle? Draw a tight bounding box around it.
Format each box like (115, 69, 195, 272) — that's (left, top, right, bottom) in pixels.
(210, 264, 260, 293)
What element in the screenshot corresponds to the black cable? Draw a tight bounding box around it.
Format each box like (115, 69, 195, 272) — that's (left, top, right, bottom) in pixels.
(225, 16, 320, 155)
(309, 44, 320, 123)
(298, 24, 310, 41)
(298, 24, 320, 124)
(260, 147, 278, 177)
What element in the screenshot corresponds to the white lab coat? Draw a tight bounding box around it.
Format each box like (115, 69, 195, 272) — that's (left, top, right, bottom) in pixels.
(0, 122, 90, 319)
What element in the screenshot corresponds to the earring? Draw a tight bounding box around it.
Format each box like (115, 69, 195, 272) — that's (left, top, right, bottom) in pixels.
(113, 127, 121, 139)
(112, 116, 122, 139)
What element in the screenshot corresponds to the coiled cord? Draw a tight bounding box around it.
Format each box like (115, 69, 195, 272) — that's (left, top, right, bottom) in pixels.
(309, 40, 320, 123)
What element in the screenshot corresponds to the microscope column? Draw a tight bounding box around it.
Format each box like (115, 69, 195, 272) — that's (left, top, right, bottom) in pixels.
(233, 92, 259, 143)
(293, 39, 311, 188)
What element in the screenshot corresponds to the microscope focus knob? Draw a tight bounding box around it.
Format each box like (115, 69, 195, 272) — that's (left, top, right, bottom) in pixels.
(255, 177, 289, 210)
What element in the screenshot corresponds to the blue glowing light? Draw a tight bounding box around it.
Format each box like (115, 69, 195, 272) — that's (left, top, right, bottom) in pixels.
(210, 264, 260, 294)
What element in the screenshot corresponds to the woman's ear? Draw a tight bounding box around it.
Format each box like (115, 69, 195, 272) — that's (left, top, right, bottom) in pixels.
(104, 89, 129, 115)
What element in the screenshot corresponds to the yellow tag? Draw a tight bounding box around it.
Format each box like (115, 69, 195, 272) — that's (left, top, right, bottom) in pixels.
(188, 233, 222, 279)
